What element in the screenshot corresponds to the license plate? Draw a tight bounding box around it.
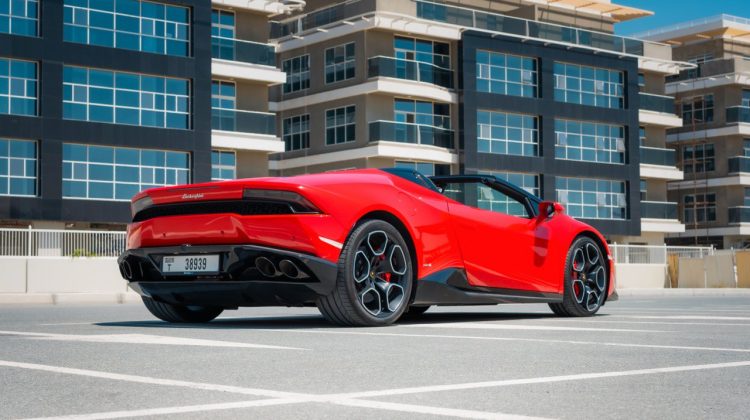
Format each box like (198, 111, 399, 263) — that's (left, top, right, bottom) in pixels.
(162, 255, 219, 274)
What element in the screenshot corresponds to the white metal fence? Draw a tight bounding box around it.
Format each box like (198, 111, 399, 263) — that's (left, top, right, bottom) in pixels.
(609, 244, 714, 265)
(0, 228, 126, 258)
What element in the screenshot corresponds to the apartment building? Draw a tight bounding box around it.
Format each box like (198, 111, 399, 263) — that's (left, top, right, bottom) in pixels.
(268, 0, 688, 242)
(0, 0, 297, 228)
(636, 15, 750, 249)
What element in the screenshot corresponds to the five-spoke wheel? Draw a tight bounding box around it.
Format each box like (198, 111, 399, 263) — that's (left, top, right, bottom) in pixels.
(317, 220, 413, 326)
(549, 237, 607, 317)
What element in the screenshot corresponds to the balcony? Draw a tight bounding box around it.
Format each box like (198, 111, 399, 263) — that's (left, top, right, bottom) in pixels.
(639, 93, 675, 114)
(368, 56, 453, 89)
(211, 37, 285, 84)
(726, 106, 750, 124)
(641, 201, 678, 219)
(729, 207, 750, 224)
(211, 108, 283, 152)
(729, 156, 750, 174)
(270, 0, 377, 38)
(369, 121, 454, 149)
(415, 0, 668, 57)
(640, 146, 676, 167)
(212, 36, 275, 66)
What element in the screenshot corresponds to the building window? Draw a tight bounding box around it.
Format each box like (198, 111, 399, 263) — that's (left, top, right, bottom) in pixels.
(555, 119, 625, 164)
(211, 8, 234, 38)
(62, 143, 189, 201)
(394, 36, 450, 68)
(556, 177, 627, 220)
(681, 95, 714, 124)
(0, 138, 36, 196)
(476, 50, 537, 98)
(395, 161, 450, 177)
(0, 0, 37, 37)
(640, 179, 647, 201)
(325, 42, 355, 84)
(282, 55, 310, 94)
(682, 143, 714, 173)
(745, 188, 750, 207)
(63, 66, 190, 129)
(394, 98, 450, 128)
(0, 57, 37, 116)
(637, 73, 645, 89)
(325, 105, 355, 145)
(686, 53, 713, 78)
(211, 80, 235, 109)
(477, 110, 538, 156)
(479, 172, 539, 216)
(554, 62, 624, 109)
(683, 193, 716, 224)
(744, 139, 750, 157)
(283, 114, 310, 151)
(63, 0, 191, 57)
(639, 126, 646, 146)
(743, 90, 750, 108)
(211, 150, 235, 181)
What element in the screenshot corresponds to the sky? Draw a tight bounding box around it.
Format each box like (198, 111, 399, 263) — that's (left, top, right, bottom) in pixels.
(614, 0, 750, 36)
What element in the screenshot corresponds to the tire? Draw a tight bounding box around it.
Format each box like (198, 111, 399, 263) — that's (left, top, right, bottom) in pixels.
(317, 219, 413, 327)
(548, 236, 607, 317)
(401, 305, 431, 319)
(142, 296, 223, 323)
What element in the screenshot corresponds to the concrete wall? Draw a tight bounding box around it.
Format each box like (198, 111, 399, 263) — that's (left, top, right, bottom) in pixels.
(615, 264, 667, 288)
(0, 258, 127, 294)
(678, 254, 737, 288)
(737, 251, 750, 288)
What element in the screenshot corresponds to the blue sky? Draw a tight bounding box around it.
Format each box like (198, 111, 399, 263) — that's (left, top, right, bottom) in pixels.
(614, 0, 750, 36)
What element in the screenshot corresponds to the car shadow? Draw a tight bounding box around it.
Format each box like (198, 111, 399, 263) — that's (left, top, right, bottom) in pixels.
(95, 310, 600, 330)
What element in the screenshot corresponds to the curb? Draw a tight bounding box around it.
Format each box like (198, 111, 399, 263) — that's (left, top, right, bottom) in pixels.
(617, 288, 750, 297)
(0, 292, 141, 305)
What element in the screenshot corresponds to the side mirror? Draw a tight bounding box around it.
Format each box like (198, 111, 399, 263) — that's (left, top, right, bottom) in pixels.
(538, 201, 565, 220)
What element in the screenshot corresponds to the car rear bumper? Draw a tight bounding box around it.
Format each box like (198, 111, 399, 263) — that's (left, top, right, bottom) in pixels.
(118, 244, 338, 307)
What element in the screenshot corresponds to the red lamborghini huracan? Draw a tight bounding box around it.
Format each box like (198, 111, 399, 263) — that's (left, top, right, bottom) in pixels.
(118, 168, 616, 326)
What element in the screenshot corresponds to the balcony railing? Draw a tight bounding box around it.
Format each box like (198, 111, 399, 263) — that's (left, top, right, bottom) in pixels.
(211, 36, 276, 67)
(211, 108, 276, 135)
(726, 106, 750, 124)
(415, 0, 658, 57)
(641, 201, 678, 220)
(728, 156, 750, 174)
(640, 146, 676, 166)
(270, 0, 377, 38)
(369, 120, 454, 149)
(368, 56, 453, 89)
(729, 207, 750, 224)
(639, 93, 676, 114)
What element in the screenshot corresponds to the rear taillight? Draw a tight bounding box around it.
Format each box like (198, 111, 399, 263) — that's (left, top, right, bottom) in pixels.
(131, 195, 153, 218)
(242, 189, 320, 214)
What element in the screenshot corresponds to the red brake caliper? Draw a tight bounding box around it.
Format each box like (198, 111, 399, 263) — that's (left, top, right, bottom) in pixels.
(379, 255, 391, 282)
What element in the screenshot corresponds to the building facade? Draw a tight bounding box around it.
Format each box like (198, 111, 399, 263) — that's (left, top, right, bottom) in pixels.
(636, 15, 750, 249)
(0, 0, 296, 228)
(0, 0, 691, 245)
(269, 0, 688, 242)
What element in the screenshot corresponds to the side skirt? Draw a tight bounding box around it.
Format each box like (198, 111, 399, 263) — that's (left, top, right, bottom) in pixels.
(413, 268, 563, 306)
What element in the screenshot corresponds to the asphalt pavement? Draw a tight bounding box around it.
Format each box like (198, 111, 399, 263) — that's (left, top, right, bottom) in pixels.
(1, 295, 749, 419)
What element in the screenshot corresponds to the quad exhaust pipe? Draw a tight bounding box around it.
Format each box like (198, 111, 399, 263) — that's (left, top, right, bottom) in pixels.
(255, 257, 308, 279)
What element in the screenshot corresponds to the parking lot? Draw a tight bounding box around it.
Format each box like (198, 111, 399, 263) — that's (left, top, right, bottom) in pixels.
(1, 295, 749, 419)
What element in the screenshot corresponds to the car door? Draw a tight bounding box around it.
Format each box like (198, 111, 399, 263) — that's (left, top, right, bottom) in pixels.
(438, 178, 554, 292)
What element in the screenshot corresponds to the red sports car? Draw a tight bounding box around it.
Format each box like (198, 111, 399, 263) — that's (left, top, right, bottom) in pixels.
(118, 168, 616, 326)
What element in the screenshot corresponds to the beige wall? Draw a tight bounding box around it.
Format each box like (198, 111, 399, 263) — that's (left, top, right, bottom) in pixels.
(234, 81, 270, 112)
(236, 151, 271, 178)
(615, 263, 667, 288)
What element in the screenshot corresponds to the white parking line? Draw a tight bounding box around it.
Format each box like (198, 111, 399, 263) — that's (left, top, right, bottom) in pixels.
(0, 360, 305, 399)
(401, 322, 667, 333)
(21, 399, 304, 420)
(254, 328, 750, 354)
(4, 358, 749, 419)
(540, 319, 750, 327)
(333, 360, 750, 399)
(622, 315, 750, 321)
(0, 330, 306, 350)
(334, 399, 551, 420)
